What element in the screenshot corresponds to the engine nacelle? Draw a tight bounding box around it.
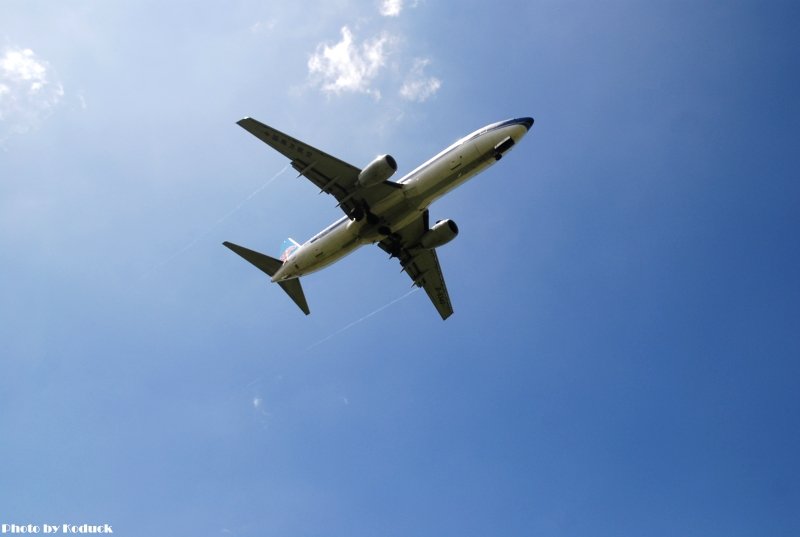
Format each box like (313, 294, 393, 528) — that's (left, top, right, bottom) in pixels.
(358, 155, 397, 187)
(419, 219, 459, 249)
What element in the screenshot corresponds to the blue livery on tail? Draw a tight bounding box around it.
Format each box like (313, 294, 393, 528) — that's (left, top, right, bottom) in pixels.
(279, 238, 300, 262)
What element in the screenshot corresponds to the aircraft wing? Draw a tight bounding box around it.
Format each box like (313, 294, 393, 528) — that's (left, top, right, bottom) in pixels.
(237, 117, 400, 219)
(378, 210, 454, 320)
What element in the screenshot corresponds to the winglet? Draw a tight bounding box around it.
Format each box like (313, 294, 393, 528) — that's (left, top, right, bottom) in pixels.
(223, 241, 310, 315)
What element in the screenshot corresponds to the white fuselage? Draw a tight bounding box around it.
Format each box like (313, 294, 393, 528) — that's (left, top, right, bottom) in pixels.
(272, 119, 531, 282)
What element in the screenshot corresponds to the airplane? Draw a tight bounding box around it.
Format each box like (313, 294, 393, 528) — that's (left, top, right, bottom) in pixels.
(223, 116, 534, 319)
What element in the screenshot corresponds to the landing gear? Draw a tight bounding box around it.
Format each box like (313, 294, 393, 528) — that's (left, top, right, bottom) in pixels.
(386, 244, 402, 258)
(493, 136, 514, 161)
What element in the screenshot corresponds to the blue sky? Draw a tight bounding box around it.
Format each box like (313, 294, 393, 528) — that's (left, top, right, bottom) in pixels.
(2, 1, 799, 535)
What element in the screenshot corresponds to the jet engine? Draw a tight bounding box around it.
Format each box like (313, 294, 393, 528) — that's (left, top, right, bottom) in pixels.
(358, 155, 398, 187)
(419, 219, 459, 249)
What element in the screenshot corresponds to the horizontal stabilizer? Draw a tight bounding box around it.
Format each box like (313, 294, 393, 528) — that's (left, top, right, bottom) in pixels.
(276, 278, 310, 315)
(223, 241, 282, 276)
(223, 241, 310, 315)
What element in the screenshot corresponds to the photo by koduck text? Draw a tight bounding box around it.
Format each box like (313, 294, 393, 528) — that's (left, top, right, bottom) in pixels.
(1, 524, 113, 534)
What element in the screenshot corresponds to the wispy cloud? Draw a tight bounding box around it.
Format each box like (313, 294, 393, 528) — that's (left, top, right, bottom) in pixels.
(379, 0, 404, 17)
(0, 47, 64, 141)
(249, 19, 277, 34)
(308, 26, 392, 98)
(399, 58, 441, 102)
(252, 395, 269, 421)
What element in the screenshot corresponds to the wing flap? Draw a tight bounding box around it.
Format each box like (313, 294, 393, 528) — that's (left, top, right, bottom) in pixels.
(378, 210, 454, 320)
(403, 248, 453, 320)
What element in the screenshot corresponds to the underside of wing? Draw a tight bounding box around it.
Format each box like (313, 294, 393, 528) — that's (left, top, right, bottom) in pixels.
(237, 117, 400, 220)
(378, 210, 454, 320)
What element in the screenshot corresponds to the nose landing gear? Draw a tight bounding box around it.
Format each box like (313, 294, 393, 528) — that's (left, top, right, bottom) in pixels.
(493, 135, 516, 160)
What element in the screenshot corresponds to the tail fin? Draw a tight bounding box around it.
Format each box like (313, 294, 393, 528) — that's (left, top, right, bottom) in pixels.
(223, 241, 310, 315)
(279, 238, 301, 262)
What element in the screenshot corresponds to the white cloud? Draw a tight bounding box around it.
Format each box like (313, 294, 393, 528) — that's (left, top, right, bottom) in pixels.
(308, 26, 391, 98)
(2, 48, 46, 82)
(399, 58, 441, 102)
(380, 0, 420, 17)
(0, 47, 64, 140)
(380, 0, 404, 17)
(305, 7, 441, 105)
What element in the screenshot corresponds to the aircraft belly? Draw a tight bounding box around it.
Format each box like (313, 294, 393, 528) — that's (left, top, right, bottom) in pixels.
(407, 141, 488, 208)
(370, 187, 406, 217)
(295, 222, 362, 275)
(356, 140, 496, 237)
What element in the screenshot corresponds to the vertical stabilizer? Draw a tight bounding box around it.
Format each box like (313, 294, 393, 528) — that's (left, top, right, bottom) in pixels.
(279, 238, 301, 262)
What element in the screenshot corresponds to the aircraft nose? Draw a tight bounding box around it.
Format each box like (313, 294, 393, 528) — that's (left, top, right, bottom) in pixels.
(517, 117, 534, 131)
